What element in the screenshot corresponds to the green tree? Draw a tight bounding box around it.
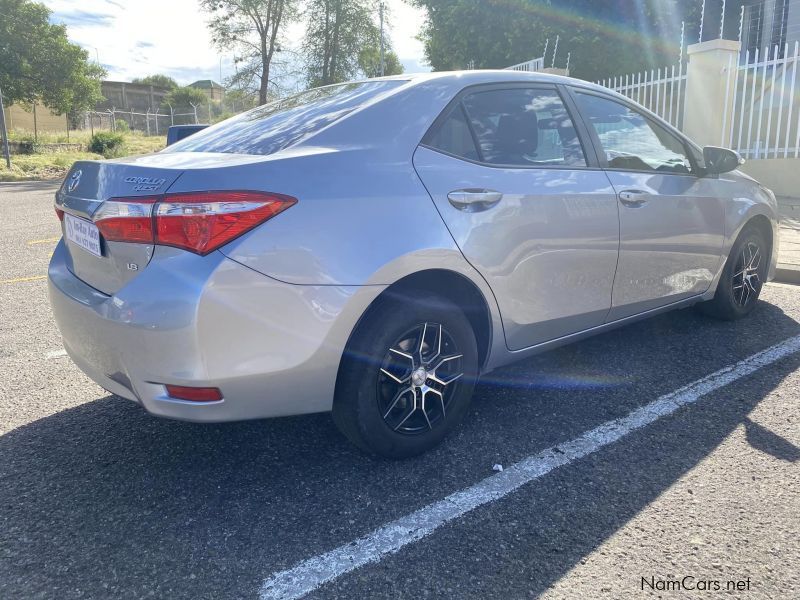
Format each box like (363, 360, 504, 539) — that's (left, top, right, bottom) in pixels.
(200, 0, 298, 105)
(224, 87, 258, 111)
(131, 74, 179, 90)
(358, 46, 404, 78)
(161, 86, 210, 112)
(0, 0, 105, 113)
(406, 0, 705, 81)
(303, 0, 385, 86)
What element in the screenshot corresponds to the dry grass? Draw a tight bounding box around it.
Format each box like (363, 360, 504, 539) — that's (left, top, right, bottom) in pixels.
(122, 132, 167, 155)
(0, 131, 167, 181)
(0, 151, 104, 181)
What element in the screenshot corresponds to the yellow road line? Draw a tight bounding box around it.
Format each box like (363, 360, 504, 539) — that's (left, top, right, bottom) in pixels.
(27, 237, 61, 245)
(0, 275, 47, 285)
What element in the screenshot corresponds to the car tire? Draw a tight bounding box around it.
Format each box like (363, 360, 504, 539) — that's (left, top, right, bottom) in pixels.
(698, 226, 769, 321)
(332, 292, 479, 459)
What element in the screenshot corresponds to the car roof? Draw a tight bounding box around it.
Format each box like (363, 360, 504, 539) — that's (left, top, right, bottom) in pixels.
(373, 70, 689, 142)
(363, 69, 610, 95)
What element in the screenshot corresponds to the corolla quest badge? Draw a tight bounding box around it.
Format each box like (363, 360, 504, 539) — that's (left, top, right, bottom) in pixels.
(125, 176, 167, 192)
(67, 170, 82, 193)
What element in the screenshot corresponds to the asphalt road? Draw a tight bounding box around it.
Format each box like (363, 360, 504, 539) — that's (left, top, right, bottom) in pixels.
(1, 181, 799, 600)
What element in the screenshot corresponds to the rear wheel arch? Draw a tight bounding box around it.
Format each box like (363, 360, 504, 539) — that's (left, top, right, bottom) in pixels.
(343, 269, 493, 372)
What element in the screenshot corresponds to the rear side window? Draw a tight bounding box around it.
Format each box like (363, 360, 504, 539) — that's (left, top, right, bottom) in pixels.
(424, 106, 479, 161)
(165, 80, 404, 156)
(425, 88, 586, 167)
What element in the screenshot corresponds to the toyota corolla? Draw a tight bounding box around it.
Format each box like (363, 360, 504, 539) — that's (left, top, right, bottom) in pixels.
(48, 71, 779, 458)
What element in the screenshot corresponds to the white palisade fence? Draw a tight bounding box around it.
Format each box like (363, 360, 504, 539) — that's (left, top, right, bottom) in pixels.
(728, 42, 800, 159)
(594, 42, 800, 162)
(505, 57, 546, 72)
(595, 64, 688, 130)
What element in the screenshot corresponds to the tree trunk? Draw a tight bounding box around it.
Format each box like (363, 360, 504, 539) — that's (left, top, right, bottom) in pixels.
(259, 32, 270, 105)
(322, 0, 331, 84)
(329, 1, 341, 85)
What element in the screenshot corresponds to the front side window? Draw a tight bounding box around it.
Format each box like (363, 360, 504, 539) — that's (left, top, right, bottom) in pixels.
(575, 92, 693, 174)
(425, 88, 586, 167)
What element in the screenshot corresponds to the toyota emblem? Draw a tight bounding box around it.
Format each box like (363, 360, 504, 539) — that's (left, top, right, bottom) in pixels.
(67, 169, 82, 193)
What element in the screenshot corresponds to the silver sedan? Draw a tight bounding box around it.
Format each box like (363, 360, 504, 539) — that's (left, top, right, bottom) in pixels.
(48, 71, 779, 458)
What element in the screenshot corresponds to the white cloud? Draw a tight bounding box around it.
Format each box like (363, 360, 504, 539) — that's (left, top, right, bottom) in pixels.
(386, 0, 428, 67)
(43, 0, 430, 86)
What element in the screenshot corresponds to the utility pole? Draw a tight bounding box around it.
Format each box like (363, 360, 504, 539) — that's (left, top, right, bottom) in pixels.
(379, 1, 385, 77)
(0, 85, 11, 169)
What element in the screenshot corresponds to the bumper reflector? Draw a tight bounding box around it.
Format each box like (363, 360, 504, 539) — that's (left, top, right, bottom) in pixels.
(164, 385, 223, 402)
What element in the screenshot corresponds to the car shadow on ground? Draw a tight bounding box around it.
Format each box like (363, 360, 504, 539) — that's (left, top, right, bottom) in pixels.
(319, 349, 800, 599)
(743, 416, 800, 462)
(1, 301, 799, 599)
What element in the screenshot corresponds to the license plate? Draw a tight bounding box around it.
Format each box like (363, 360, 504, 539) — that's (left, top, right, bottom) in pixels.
(64, 213, 102, 258)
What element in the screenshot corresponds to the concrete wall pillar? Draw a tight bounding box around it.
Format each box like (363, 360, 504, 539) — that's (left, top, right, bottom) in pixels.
(683, 38, 740, 148)
(541, 67, 569, 77)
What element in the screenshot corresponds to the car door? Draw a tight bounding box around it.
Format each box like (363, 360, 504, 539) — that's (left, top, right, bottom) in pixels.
(413, 84, 620, 351)
(570, 89, 726, 321)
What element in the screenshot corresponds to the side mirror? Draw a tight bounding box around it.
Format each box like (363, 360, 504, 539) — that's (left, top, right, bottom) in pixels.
(703, 146, 744, 175)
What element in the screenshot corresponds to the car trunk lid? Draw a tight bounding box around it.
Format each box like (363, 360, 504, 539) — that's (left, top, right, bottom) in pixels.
(56, 160, 184, 295)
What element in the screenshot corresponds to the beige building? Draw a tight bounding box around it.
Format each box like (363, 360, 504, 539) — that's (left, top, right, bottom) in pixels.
(98, 81, 171, 112)
(189, 80, 225, 102)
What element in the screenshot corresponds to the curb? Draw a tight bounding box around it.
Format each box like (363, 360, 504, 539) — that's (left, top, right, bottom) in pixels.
(775, 265, 800, 285)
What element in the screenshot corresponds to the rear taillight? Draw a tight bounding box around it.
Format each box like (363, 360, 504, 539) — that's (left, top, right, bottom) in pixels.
(55, 207, 64, 221)
(155, 191, 296, 255)
(94, 197, 157, 243)
(69, 191, 296, 255)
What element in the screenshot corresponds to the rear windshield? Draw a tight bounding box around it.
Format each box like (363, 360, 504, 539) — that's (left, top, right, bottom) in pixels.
(164, 80, 405, 156)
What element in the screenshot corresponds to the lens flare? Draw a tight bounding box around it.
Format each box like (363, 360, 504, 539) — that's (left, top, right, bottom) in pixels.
(478, 369, 626, 391)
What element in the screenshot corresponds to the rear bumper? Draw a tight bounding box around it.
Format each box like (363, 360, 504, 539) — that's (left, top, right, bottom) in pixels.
(48, 240, 383, 422)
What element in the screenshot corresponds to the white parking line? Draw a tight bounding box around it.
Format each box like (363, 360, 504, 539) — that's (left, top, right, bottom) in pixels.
(46, 349, 68, 360)
(259, 334, 800, 600)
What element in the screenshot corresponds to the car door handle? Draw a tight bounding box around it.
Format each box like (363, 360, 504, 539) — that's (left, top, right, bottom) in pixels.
(618, 190, 650, 208)
(447, 189, 503, 212)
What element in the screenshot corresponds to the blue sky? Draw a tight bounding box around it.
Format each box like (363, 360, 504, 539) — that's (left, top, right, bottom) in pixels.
(43, 0, 430, 85)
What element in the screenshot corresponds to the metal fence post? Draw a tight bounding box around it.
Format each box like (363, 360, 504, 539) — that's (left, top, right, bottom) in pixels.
(154, 110, 159, 135)
(146, 109, 151, 136)
(0, 85, 11, 168)
(551, 35, 559, 69)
